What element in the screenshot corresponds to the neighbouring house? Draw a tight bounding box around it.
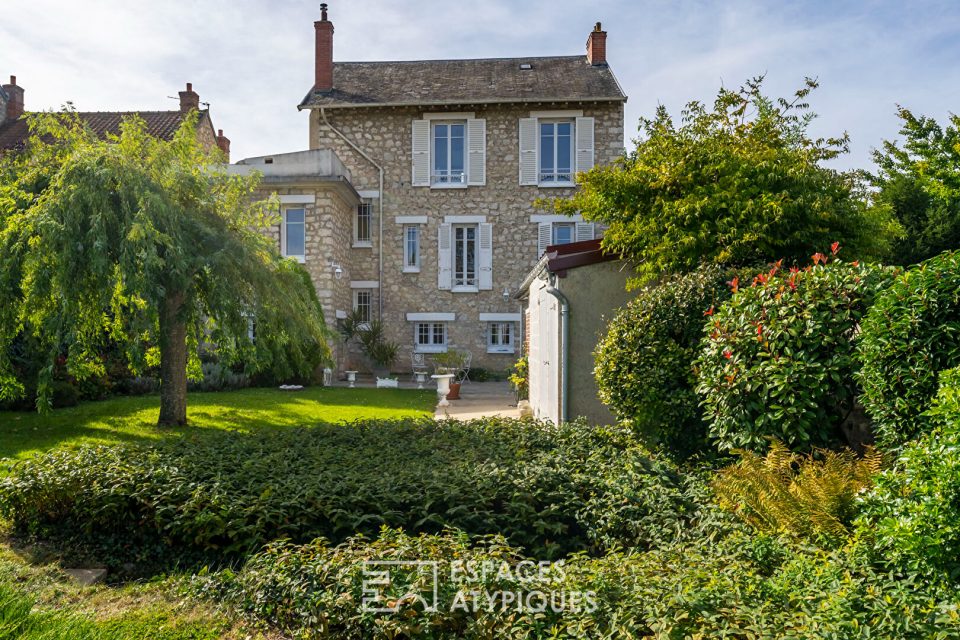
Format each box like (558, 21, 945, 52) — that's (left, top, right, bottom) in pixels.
(235, 4, 626, 375)
(0, 76, 231, 159)
(517, 239, 633, 425)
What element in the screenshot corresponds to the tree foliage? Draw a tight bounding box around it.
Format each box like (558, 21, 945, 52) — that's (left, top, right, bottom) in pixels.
(868, 109, 960, 265)
(0, 111, 330, 424)
(546, 77, 897, 285)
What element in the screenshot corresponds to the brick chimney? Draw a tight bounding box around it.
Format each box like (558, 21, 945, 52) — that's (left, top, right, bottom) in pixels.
(586, 22, 607, 66)
(2, 75, 25, 121)
(178, 82, 200, 113)
(314, 3, 334, 92)
(216, 129, 231, 161)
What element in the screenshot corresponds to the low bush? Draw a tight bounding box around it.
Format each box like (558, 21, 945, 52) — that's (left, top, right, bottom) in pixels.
(696, 254, 896, 451)
(857, 249, 960, 446)
(0, 419, 696, 567)
(713, 440, 882, 545)
(856, 367, 960, 583)
(188, 362, 250, 392)
(208, 527, 960, 639)
(594, 264, 740, 459)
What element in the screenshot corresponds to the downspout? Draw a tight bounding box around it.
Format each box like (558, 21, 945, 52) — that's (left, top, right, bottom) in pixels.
(544, 273, 569, 424)
(319, 107, 385, 322)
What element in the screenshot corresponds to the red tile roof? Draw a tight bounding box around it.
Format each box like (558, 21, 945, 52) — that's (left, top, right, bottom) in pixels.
(0, 110, 205, 152)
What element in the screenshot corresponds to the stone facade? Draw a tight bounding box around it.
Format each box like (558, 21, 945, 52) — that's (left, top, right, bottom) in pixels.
(302, 101, 625, 374)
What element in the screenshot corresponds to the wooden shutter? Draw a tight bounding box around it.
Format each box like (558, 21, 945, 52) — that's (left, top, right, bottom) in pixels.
(575, 222, 595, 242)
(437, 223, 452, 290)
(467, 118, 486, 186)
(575, 116, 595, 174)
(519, 117, 538, 185)
(412, 119, 430, 186)
(537, 222, 552, 257)
(479, 222, 493, 290)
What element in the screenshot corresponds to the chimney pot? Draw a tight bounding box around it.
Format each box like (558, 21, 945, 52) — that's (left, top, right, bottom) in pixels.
(178, 82, 200, 113)
(9, 75, 15, 85)
(314, 5, 334, 92)
(215, 128, 231, 162)
(2, 75, 25, 121)
(586, 22, 608, 66)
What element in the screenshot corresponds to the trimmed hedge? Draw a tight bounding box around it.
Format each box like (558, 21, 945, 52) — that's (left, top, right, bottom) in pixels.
(696, 257, 895, 451)
(594, 265, 738, 459)
(0, 419, 696, 566)
(857, 250, 960, 446)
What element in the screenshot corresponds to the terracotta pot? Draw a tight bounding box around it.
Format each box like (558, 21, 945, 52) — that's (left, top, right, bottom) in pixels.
(447, 382, 461, 400)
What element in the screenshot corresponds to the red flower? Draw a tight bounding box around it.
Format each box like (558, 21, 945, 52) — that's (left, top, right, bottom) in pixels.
(723, 350, 733, 360)
(812, 252, 826, 265)
(727, 277, 740, 293)
(831, 241, 841, 255)
(704, 306, 715, 317)
(852, 260, 860, 267)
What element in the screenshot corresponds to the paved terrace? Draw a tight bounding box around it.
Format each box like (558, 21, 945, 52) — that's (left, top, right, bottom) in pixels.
(331, 376, 520, 420)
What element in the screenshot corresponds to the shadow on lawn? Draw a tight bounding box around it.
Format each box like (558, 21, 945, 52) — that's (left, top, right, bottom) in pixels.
(0, 386, 435, 462)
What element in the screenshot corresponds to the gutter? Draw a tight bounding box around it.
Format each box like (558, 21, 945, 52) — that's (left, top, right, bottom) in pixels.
(320, 107, 385, 323)
(544, 273, 570, 424)
(299, 95, 626, 111)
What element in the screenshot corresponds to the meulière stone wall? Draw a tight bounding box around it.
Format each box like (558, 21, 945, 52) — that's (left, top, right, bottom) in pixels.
(307, 100, 624, 372)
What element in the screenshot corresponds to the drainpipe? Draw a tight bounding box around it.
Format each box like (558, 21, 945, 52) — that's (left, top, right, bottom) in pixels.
(544, 273, 569, 423)
(319, 107, 385, 322)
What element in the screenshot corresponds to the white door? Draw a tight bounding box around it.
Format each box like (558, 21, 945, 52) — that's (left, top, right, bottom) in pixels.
(532, 285, 560, 424)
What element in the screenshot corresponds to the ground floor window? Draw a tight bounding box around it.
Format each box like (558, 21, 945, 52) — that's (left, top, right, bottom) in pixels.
(353, 289, 372, 324)
(487, 321, 515, 354)
(415, 322, 447, 353)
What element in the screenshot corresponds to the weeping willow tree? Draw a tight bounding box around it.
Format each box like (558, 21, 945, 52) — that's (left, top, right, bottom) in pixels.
(0, 111, 330, 426)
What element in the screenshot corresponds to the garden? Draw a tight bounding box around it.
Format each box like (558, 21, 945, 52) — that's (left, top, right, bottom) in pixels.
(2, 79, 960, 638)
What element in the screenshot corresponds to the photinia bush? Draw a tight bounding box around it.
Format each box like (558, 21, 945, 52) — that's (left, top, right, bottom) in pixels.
(695, 249, 897, 451)
(857, 250, 960, 447)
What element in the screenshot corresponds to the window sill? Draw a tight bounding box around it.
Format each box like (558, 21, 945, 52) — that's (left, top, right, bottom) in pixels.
(451, 286, 479, 293)
(487, 347, 516, 355)
(402, 267, 421, 273)
(538, 182, 575, 189)
(415, 345, 448, 354)
(352, 242, 373, 249)
(284, 255, 306, 264)
(430, 183, 468, 190)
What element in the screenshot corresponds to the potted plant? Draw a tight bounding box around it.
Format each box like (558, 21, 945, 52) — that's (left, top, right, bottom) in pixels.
(358, 321, 399, 378)
(432, 350, 468, 400)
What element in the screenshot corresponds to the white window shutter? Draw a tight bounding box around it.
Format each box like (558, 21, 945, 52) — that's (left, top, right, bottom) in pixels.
(467, 118, 486, 186)
(575, 222, 595, 242)
(519, 117, 538, 185)
(537, 222, 552, 257)
(412, 119, 430, 186)
(575, 116, 595, 174)
(437, 223, 452, 290)
(479, 222, 493, 290)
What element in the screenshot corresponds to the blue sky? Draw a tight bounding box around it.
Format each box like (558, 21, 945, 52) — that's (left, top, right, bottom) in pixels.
(2, 0, 959, 170)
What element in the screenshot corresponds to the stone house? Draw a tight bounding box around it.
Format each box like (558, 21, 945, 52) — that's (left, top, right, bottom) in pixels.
(0, 76, 231, 158)
(517, 239, 634, 425)
(235, 5, 627, 374)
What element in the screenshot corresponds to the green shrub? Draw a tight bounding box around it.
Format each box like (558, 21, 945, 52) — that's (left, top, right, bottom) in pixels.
(0, 419, 694, 567)
(713, 441, 883, 545)
(508, 355, 528, 400)
(856, 368, 960, 583)
(208, 527, 960, 639)
(595, 264, 739, 459)
(696, 255, 896, 451)
(857, 250, 960, 446)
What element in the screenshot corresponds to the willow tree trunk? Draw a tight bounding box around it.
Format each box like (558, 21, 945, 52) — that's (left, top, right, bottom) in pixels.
(158, 290, 188, 426)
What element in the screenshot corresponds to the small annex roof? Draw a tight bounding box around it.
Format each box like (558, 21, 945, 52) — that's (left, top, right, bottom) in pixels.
(298, 55, 626, 110)
(0, 110, 210, 152)
(516, 238, 622, 296)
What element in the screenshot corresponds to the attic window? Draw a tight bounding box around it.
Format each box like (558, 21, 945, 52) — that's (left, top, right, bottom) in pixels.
(519, 63, 533, 70)
(264, 158, 274, 164)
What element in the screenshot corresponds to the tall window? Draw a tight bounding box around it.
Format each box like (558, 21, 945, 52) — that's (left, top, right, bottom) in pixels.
(415, 322, 447, 353)
(353, 289, 372, 324)
(282, 207, 305, 262)
(355, 202, 372, 245)
(453, 224, 478, 288)
(487, 322, 515, 354)
(552, 222, 575, 245)
(432, 121, 465, 185)
(539, 120, 573, 184)
(403, 225, 420, 271)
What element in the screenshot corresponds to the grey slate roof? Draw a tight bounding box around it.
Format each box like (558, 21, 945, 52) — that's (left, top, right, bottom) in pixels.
(298, 55, 626, 109)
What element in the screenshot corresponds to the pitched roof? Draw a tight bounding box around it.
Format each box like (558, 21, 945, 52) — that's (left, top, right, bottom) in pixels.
(0, 110, 205, 152)
(298, 55, 626, 110)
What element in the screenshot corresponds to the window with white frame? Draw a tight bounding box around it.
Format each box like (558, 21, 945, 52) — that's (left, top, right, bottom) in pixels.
(282, 207, 305, 262)
(453, 224, 478, 289)
(403, 225, 420, 272)
(355, 202, 372, 246)
(487, 322, 515, 354)
(552, 222, 575, 245)
(539, 120, 574, 184)
(414, 322, 447, 353)
(353, 289, 372, 324)
(432, 121, 466, 185)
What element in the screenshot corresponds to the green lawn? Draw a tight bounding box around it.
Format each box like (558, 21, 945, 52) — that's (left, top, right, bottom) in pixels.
(0, 386, 435, 462)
